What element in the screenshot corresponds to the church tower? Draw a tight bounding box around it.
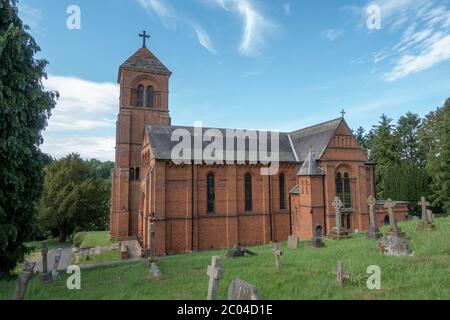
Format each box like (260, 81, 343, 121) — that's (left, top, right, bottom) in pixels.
(110, 32, 171, 239)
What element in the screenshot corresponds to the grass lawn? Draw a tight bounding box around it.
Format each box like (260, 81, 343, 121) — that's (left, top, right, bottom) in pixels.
(1, 218, 449, 300)
(77, 231, 117, 249)
(78, 250, 121, 266)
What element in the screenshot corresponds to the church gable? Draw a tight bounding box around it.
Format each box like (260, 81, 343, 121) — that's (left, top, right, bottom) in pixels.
(320, 120, 368, 161)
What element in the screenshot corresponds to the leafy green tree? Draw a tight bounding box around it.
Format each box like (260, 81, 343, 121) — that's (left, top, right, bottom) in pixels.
(38, 154, 111, 241)
(88, 159, 114, 180)
(0, 0, 57, 275)
(425, 98, 450, 214)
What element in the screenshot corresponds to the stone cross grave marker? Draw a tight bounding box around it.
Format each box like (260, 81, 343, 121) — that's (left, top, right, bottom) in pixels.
(366, 196, 381, 239)
(41, 243, 48, 274)
(418, 196, 431, 223)
(51, 248, 63, 280)
(332, 197, 344, 232)
(12, 261, 36, 300)
(227, 279, 260, 300)
(384, 199, 401, 234)
(331, 261, 350, 286)
(206, 256, 224, 300)
(287, 235, 299, 249)
(272, 243, 282, 269)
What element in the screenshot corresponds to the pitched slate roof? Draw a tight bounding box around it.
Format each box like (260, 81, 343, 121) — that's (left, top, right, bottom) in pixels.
(297, 149, 324, 176)
(145, 117, 344, 164)
(145, 125, 296, 162)
(118, 47, 171, 82)
(288, 118, 342, 162)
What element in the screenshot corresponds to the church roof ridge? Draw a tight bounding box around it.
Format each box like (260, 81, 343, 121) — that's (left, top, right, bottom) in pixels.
(288, 117, 343, 137)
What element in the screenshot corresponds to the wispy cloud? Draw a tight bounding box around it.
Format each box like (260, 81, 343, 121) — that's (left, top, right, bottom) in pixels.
(213, 0, 278, 56)
(348, 0, 450, 81)
(137, 0, 216, 53)
(321, 29, 344, 41)
(41, 75, 119, 161)
(17, 3, 45, 35)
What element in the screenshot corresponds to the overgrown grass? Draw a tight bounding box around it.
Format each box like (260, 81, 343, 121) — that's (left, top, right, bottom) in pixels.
(1, 218, 449, 300)
(76, 231, 117, 249)
(78, 250, 121, 266)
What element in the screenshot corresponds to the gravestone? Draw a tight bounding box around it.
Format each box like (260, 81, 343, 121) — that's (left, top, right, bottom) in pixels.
(206, 256, 224, 300)
(41, 243, 48, 274)
(150, 262, 161, 278)
(226, 245, 257, 259)
(366, 196, 381, 240)
(379, 233, 412, 256)
(227, 279, 260, 300)
(384, 199, 405, 238)
(287, 235, 299, 249)
(328, 197, 351, 239)
(95, 246, 101, 255)
(51, 248, 63, 280)
(272, 243, 282, 269)
(74, 253, 81, 265)
(12, 261, 36, 300)
(331, 261, 350, 286)
(89, 247, 96, 256)
(416, 197, 435, 231)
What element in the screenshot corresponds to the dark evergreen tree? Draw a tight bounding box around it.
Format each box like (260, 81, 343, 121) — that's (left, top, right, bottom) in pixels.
(0, 0, 57, 275)
(395, 112, 425, 166)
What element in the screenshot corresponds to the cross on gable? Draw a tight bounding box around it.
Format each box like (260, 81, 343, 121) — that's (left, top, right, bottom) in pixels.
(332, 261, 350, 286)
(340, 109, 346, 118)
(207, 256, 224, 280)
(332, 197, 343, 211)
(139, 30, 150, 48)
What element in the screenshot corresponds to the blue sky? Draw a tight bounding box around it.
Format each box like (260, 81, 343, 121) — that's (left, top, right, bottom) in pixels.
(17, 0, 450, 161)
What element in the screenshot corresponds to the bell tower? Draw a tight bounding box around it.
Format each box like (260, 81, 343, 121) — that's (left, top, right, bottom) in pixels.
(110, 32, 171, 239)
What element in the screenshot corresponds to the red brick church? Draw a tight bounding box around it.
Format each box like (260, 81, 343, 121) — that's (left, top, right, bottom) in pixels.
(110, 39, 408, 256)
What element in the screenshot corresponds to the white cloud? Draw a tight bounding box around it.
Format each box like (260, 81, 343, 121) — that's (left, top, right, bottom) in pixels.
(137, 0, 216, 54)
(321, 29, 344, 41)
(41, 75, 119, 161)
(352, 0, 450, 80)
(213, 0, 277, 56)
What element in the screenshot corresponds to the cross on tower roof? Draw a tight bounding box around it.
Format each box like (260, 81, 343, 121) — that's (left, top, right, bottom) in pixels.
(139, 30, 150, 48)
(340, 109, 346, 118)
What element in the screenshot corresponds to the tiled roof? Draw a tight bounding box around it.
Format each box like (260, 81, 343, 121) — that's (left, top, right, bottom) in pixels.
(118, 47, 171, 81)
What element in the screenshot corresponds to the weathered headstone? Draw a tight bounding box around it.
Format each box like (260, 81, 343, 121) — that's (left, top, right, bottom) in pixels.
(331, 261, 350, 286)
(150, 262, 161, 278)
(12, 261, 35, 300)
(287, 235, 299, 249)
(41, 243, 48, 274)
(384, 199, 405, 237)
(51, 248, 63, 280)
(366, 195, 381, 240)
(272, 243, 282, 269)
(89, 247, 96, 256)
(226, 245, 257, 259)
(206, 256, 224, 300)
(74, 253, 81, 265)
(329, 197, 351, 239)
(416, 197, 435, 230)
(227, 279, 260, 300)
(95, 246, 101, 255)
(379, 233, 412, 256)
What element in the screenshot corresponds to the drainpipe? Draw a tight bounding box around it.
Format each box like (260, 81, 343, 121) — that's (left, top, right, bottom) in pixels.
(268, 174, 273, 242)
(191, 161, 195, 252)
(288, 194, 293, 235)
(322, 175, 327, 235)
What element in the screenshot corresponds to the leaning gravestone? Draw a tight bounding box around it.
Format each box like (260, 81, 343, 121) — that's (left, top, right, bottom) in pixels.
(379, 200, 412, 256)
(272, 243, 282, 270)
(51, 248, 63, 280)
(331, 261, 350, 286)
(287, 235, 299, 249)
(226, 245, 257, 259)
(366, 196, 381, 240)
(227, 279, 260, 300)
(12, 261, 36, 300)
(416, 196, 436, 231)
(206, 256, 224, 300)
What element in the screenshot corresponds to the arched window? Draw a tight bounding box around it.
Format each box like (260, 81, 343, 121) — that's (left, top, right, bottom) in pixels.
(207, 174, 215, 213)
(315, 226, 323, 238)
(279, 174, 286, 210)
(137, 85, 144, 107)
(244, 173, 253, 212)
(135, 167, 140, 181)
(146, 86, 154, 108)
(343, 173, 351, 208)
(129, 167, 135, 181)
(336, 172, 351, 208)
